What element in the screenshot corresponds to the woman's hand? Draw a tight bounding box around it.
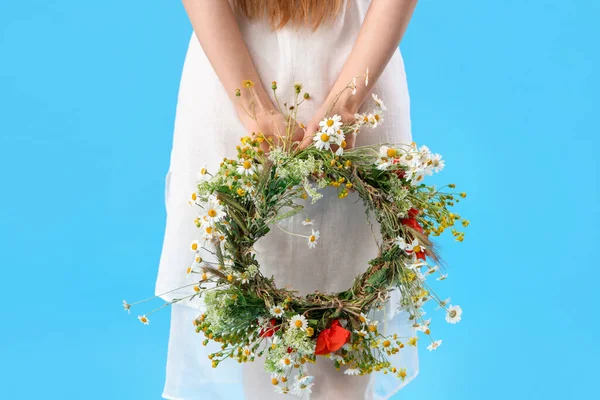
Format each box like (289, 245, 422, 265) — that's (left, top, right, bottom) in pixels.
(241, 107, 305, 154)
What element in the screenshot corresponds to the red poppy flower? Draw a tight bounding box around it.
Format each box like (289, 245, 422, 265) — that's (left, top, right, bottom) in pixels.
(315, 320, 351, 355)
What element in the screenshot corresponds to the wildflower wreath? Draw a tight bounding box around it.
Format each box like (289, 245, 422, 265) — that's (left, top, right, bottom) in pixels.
(126, 74, 467, 396)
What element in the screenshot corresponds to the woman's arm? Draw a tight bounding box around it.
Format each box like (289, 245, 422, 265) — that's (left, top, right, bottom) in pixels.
(182, 0, 300, 147)
(299, 0, 418, 149)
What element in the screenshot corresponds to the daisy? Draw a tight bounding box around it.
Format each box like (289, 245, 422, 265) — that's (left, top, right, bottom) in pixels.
(269, 304, 285, 318)
(289, 314, 308, 331)
(371, 93, 386, 110)
(358, 312, 370, 326)
(202, 196, 225, 224)
(437, 273, 448, 281)
(369, 109, 384, 128)
(236, 159, 256, 176)
(427, 339, 442, 351)
(122, 300, 131, 314)
(241, 346, 254, 358)
(279, 355, 294, 370)
(313, 131, 334, 151)
(190, 240, 201, 252)
(318, 114, 342, 135)
(138, 315, 150, 325)
(274, 386, 290, 394)
(301, 218, 313, 226)
(446, 305, 463, 324)
(395, 236, 408, 252)
(430, 153, 445, 173)
(292, 375, 314, 396)
(344, 367, 361, 376)
(405, 238, 425, 254)
(355, 329, 368, 337)
(307, 230, 320, 249)
(197, 164, 210, 181)
(188, 192, 200, 206)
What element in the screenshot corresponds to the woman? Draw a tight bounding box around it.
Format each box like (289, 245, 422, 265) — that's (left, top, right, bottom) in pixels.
(155, 1, 419, 399)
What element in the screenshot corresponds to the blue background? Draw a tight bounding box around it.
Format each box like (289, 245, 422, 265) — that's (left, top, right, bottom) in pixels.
(1, 0, 597, 399)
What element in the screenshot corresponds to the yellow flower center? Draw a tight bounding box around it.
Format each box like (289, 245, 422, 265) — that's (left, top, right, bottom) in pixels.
(359, 315, 366, 323)
(271, 378, 279, 385)
(191, 193, 197, 201)
(244, 349, 251, 356)
(206, 226, 213, 234)
(383, 340, 391, 347)
(386, 148, 397, 158)
(294, 319, 303, 328)
(284, 358, 291, 365)
(449, 310, 457, 318)
(243, 160, 252, 169)
(368, 325, 377, 332)
(309, 235, 316, 242)
(274, 307, 281, 314)
(341, 140, 347, 149)
(374, 114, 380, 121)
(320, 133, 330, 142)
(327, 119, 334, 127)
(413, 245, 421, 253)
(208, 209, 217, 217)
(202, 273, 208, 281)
(187, 267, 192, 274)
(140, 317, 147, 323)
(191, 242, 198, 251)
(193, 286, 200, 292)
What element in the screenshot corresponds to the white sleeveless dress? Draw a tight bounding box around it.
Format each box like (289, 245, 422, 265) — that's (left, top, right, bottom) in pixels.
(155, 1, 418, 399)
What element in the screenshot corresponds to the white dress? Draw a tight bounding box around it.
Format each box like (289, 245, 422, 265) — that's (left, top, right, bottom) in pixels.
(155, 1, 418, 399)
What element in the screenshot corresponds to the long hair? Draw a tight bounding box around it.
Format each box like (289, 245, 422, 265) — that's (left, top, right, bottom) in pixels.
(233, 0, 346, 31)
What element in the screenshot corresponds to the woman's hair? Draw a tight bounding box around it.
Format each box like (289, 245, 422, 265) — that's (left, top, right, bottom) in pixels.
(233, 0, 345, 30)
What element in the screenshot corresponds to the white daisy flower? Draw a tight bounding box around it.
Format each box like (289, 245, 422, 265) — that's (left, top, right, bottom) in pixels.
(430, 153, 445, 173)
(355, 112, 369, 126)
(289, 314, 308, 331)
(329, 354, 344, 364)
(137, 315, 150, 325)
(279, 355, 295, 370)
(446, 305, 463, 324)
(313, 131, 334, 151)
(307, 229, 320, 249)
(371, 93, 386, 110)
(319, 114, 343, 135)
(292, 375, 314, 396)
(357, 312, 370, 326)
(355, 329, 368, 337)
(344, 367, 361, 376)
(190, 240, 201, 252)
(122, 300, 131, 314)
(274, 386, 290, 394)
(197, 164, 210, 181)
(427, 339, 442, 351)
(437, 273, 449, 281)
(269, 304, 285, 318)
(188, 192, 201, 206)
(236, 159, 257, 176)
(202, 196, 225, 224)
(301, 218, 313, 226)
(405, 238, 425, 254)
(369, 109, 384, 128)
(395, 236, 408, 251)
(241, 346, 254, 358)
(379, 145, 399, 160)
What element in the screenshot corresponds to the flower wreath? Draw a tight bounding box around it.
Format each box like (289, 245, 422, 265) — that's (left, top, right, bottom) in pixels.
(126, 75, 467, 396)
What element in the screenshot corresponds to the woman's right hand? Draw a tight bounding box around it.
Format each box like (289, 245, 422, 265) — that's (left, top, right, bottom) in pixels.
(241, 108, 305, 154)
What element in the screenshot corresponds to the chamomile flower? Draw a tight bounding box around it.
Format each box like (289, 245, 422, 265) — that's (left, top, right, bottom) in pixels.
(122, 300, 131, 314)
(292, 375, 314, 396)
(358, 312, 370, 326)
(372, 93, 386, 110)
(202, 196, 225, 224)
(430, 153, 445, 173)
(307, 229, 320, 249)
(437, 273, 449, 281)
(289, 314, 308, 331)
(190, 240, 201, 252)
(241, 346, 254, 358)
(445, 305, 463, 324)
(236, 159, 257, 176)
(138, 315, 150, 325)
(344, 367, 361, 376)
(406, 238, 425, 254)
(369, 109, 384, 128)
(427, 339, 442, 351)
(279, 355, 294, 370)
(313, 131, 334, 151)
(319, 114, 343, 135)
(189, 192, 200, 206)
(301, 218, 313, 226)
(395, 236, 408, 251)
(270, 304, 285, 318)
(197, 164, 210, 181)
(274, 386, 290, 394)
